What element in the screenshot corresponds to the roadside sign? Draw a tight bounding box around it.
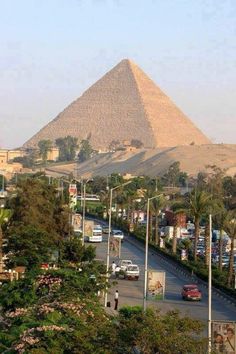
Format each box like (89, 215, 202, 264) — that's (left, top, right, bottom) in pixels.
(110, 237, 121, 258)
(147, 270, 165, 300)
(69, 184, 77, 196)
(211, 321, 236, 353)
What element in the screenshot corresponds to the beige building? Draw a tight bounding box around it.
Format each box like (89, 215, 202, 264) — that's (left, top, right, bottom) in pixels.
(47, 147, 59, 161)
(0, 149, 25, 164)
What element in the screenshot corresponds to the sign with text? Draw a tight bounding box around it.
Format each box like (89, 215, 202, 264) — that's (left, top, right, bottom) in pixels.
(147, 270, 165, 300)
(212, 321, 236, 354)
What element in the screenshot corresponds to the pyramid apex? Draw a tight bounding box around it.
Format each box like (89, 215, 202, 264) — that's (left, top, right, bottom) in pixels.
(118, 58, 136, 67)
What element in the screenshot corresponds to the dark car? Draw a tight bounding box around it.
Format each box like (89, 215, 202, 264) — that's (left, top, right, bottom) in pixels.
(181, 284, 202, 301)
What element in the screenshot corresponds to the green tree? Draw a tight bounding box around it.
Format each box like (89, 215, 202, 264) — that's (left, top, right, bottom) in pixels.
(0, 174, 7, 191)
(78, 139, 94, 163)
(130, 139, 143, 148)
(150, 195, 166, 246)
(5, 225, 56, 269)
(223, 211, 236, 287)
(56, 136, 79, 161)
(0, 208, 11, 272)
(38, 139, 53, 164)
(223, 175, 236, 209)
(213, 208, 228, 271)
(116, 307, 206, 354)
(186, 189, 212, 261)
(171, 201, 186, 254)
(162, 161, 188, 187)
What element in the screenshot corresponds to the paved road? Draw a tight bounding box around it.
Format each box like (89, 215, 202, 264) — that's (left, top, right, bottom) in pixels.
(93, 226, 236, 324)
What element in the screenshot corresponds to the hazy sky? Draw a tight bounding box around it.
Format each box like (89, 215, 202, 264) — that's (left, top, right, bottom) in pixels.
(0, 0, 236, 148)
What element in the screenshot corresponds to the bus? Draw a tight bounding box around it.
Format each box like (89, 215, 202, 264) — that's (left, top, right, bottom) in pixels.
(77, 194, 100, 202)
(88, 224, 103, 243)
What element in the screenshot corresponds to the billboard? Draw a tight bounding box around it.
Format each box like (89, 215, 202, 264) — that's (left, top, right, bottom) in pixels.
(69, 184, 77, 196)
(181, 249, 188, 261)
(147, 270, 165, 300)
(109, 237, 121, 258)
(72, 213, 82, 232)
(212, 321, 236, 354)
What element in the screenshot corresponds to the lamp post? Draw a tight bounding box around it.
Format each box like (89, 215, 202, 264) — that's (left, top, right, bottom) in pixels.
(208, 213, 212, 353)
(104, 180, 132, 307)
(143, 194, 163, 311)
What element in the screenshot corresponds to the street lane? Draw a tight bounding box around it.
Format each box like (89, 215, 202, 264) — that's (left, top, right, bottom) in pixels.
(94, 230, 236, 323)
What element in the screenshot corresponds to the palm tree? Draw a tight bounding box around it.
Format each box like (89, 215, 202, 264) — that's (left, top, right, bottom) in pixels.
(187, 189, 212, 261)
(223, 211, 236, 287)
(171, 198, 187, 255)
(150, 195, 166, 245)
(213, 208, 228, 271)
(0, 209, 11, 273)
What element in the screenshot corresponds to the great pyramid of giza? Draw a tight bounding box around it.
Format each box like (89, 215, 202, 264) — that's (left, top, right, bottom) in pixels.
(23, 59, 211, 149)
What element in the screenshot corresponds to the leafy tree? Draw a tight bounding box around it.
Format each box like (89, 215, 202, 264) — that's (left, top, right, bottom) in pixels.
(56, 136, 79, 161)
(78, 139, 94, 163)
(130, 139, 143, 148)
(38, 139, 53, 164)
(12, 150, 39, 168)
(0, 174, 6, 191)
(162, 161, 188, 187)
(8, 178, 69, 238)
(90, 176, 108, 194)
(5, 225, 56, 269)
(223, 175, 236, 209)
(116, 307, 206, 354)
(108, 140, 120, 151)
(60, 236, 96, 265)
(109, 173, 124, 188)
(0, 208, 11, 272)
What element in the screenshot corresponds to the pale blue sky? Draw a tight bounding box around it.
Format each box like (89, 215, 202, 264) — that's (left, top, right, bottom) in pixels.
(0, 0, 236, 148)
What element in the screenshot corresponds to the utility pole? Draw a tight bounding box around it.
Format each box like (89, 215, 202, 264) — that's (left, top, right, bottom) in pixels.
(104, 180, 132, 307)
(208, 214, 212, 353)
(143, 194, 163, 311)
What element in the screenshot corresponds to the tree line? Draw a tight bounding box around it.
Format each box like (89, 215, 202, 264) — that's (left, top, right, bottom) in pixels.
(13, 136, 94, 167)
(82, 166, 236, 290)
(0, 176, 208, 353)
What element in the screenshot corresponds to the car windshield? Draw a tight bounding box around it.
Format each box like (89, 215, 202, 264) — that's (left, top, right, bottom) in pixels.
(185, 287, 198, 291)
(127, 266, 138, 271)
(121, 261, 132, 265)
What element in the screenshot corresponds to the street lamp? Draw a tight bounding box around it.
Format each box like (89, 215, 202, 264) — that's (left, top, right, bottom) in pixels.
(104, 180, 132, 307)
(208, 213, 212, 353)
(143, 194, 163, 311)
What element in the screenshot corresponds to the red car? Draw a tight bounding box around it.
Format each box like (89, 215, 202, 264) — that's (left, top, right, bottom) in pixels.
(181, 284, 202, 301)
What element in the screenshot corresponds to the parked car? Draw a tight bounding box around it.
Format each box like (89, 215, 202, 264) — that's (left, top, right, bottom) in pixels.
(124, 264, 140, 280)
(181, 284, 202, 301)
(112, 230, 124, 241)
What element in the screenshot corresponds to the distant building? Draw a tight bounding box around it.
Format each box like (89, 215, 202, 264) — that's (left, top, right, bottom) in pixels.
(46, 147, 59, 161)
(0, 149, 24, 164)
(165, 209, 186, 228)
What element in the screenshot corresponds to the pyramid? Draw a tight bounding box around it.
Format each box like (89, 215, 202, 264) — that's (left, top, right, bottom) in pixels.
(23, 59, 211, 149)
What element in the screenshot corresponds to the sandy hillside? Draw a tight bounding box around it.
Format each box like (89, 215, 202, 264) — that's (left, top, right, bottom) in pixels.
(45, 144, 236, 178)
